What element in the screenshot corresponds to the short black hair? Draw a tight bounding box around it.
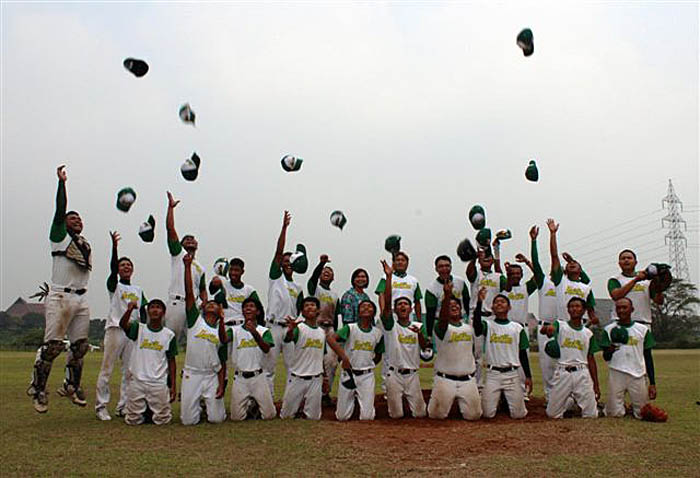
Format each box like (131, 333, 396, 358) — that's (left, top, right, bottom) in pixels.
(147, 298, 167, 312)
(181, 234, 195, 245)
(302, 296, 320, 308)
(567, 297, 586, 307)
(241, 297, 260, 312)
(618, 249, 637, 260)
(508, 264, 523, 272)
(117, 256, 133, 267)
(359, 299, 377, 316)
(493, 294, 511, 305)
(66, 210, 80, 217)
(229, 258, 245, 269)
(434, 255, 452, 266)
(394, 297, 412, 307)
(393, 251, 409, 262)
(615, 297, 633, 307)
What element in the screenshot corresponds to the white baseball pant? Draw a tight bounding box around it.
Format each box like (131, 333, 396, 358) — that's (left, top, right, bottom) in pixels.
(474, 335, 484, 389)
(336, 371, 376, 421)
(280, 374, 322, 420)
(263, 323, 292, 397)
(604, 369, 649, 419)
(164, 297, 187, 342)
(180, 369, 226, 425)
(95, 326, 133, 414)
(386, 368, 426, 418)
(125, 378, 172, 425)
(427, 374, 482, 420)
(546, 365, 598, 419)
(44, 290, 90, 343)
(481, 368, 527, 419)
(230, 371, 276, 421)
(537, 327, 555, 401)
(323, 346, 339, 396)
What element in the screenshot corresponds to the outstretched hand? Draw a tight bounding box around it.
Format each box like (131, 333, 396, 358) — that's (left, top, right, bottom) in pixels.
(380, 259, 392, 276)
(529, 225, 539, 240)
(167, 191, 180, 209)
(282, 210, 292, 229)
(109, 231, 121, 247)
(57, 165, 67, 182)
(546, 218, 559, 233)
(320, 254, 330, 264)
(183, 253, 193, 267)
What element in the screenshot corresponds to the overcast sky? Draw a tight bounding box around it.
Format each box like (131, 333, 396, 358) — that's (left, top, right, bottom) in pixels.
(1, 2, 698, 318)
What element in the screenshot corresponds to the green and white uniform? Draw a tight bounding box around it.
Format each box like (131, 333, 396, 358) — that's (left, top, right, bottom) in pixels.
(537, 276, 559, 400)
(221, 281, 260, 326)
(124, 321, 177, 425)
(469, 268, 505, 387)
(165, 240, 206, 341)
(425, 275, 470, 337)
(227, 324, 276, 420)
(310, 283, 341, 397)
(280, 322, 325, 420)
(180, 305, 227, 425)
(601, 321, 655, 419)
(552, 267, 595, 324)
(545, 320, 599, 419)
(335, 323, 384, 421)
(607, 274, 653, 324)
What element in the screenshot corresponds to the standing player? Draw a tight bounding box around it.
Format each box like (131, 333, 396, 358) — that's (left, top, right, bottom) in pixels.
(218, 298, 277, 421)
(375, 251, 422, 320)
(427, 281, 482, 420)
(424, 255, 470, 340)
(120, 298, 177, 425)
(210, 258, 262, 328)
(95, 231, 148, 421)
(29, 166, 92, 413)
(340, 269, 371, 324)
(165, 191, 207, 342)
(601, 297, 657, 419)
(379, 260, 427, 419)
(542, 297, 601, 419)
(180, 254, 227, 425)
(264, 211, 305, 395)
(307, 254, 342, 405)
(473, 288, 532, 419)
(547, 219, 598, 325)
(280, 297, 349, 420)
(608, 249, 664, 325)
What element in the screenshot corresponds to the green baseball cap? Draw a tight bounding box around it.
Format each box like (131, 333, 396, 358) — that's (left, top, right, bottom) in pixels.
(179, 103, 195, 125)
(476, 228, 492, 248)
(123, 58, 149, 78)
(181, 152, 201, 181)
(495, 229, 512, 241)
(138, 215, 156, 242)
(544, 339, 561, 359)
(469, 205, 486, 230)
(610, 326, 629, 344)
(290, 244, 308, 273)
(457, 238, 477, 262)
(116, 187, 136, 212)
(281, 154, 303, 172)
(330, 210, 347, 230)
(213, 257, 229, 277)
(517, 28, 534, 56)
(525, 160, 539, 182)
(384, 235, 401, 255)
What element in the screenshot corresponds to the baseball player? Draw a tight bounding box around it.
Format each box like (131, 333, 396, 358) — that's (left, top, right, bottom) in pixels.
(280, 297, 349, 420)
(307, 254, 342, 406)
(95, 230, 148, 421)
(120, 298, 177, 425)
(601, 297, 657, 419)
(218, 297, 277, 420)
(472, 288, 532, 419)
(180, 254, 227, 425)
(339, 268, 371, 324)
(379, 260, 427, 419)
(424, 255, 470, 340)
(331, 297, 385, 421)
(29, 166, 93, 413)
(427, 280, 482, 420)
(542, 297, 601, 419)
(264, 211, 305, 396)
(164, 191, 207, 342)
(210, 257, 263, 328)
(607, 249, 665, 325)
(547, 219, 598, 325)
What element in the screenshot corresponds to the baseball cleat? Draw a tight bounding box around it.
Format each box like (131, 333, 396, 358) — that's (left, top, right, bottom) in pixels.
(115, 408, 125, 418)
(32, 391, 49, 413)
(57, 384, 88, 407)
(96, 408, 112, 421)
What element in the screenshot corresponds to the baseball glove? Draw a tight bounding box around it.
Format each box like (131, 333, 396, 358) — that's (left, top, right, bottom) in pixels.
(640, 403, 668, 422)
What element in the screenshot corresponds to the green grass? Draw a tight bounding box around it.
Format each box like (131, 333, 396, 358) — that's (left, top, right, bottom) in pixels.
(1, 350, 698, 477)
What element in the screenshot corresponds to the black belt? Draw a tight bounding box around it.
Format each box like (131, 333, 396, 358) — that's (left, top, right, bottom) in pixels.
(538, 320, 554, 326)
(437, 371, 473, 382)
(57, 287, 87, 295)
(225, 320, 244, 326)
(488, 365, 518, 373)
(274, 321, 288, 326)
(389, 366, 416, 375)
(291, 372, 322, 380)
(236, 369, 262, 379)
(171, 295, 184, 301)
(563, 365, 585, 373)
(352, 369, 373, 376)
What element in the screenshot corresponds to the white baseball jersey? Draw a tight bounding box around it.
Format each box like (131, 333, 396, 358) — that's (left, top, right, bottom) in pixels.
(375, 273, 421, 305)
(483, 319, 527, 368)
(168, 246, 204, 298)
(609, 274, 653, 323)
(602, 321, 653, 378)
(380, 316, 423, 370)
(220, 281, 257, 322)
(50, 232, 90, 289)
(184, 314, 223, 374)
(337, 323, 384, 371)
(127, 322, 177, 384)
(537, 277, 558, 322)
(229, 324, 274, 372)
(469, 269, 503, 315)
(267, 262, 303, 322)
(552, 320, 596, 366)
(313, 285, 340, 324)
(503, 284, 530, 325)
(555, 275, 592, 321)
(287, 323, 326, 376)
(107, 282, 144, 328)
(434, 322, 476, 376)
(426, 276, 469, 312)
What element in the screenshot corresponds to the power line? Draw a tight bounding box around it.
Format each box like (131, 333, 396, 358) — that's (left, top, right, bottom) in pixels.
(568, 218, 663, 253)
(561, 209, 663, 247)
(574, 228, 663, 259)
(583, 243, 667, 269)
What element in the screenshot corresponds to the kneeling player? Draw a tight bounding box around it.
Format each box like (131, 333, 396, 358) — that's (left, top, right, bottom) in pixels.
(219, 298, 277, 420)
(601, 297, 657, 419)
(280, 297, 349, 420)
(427, 280, 482, 420)
(473, 288, 532, 419)
(543, 297, 601, 419)
(379, 260, 427, 418)
(120, 299, 177, 425)
(331, 298, 384, 421)
(180, 254, 227, 425)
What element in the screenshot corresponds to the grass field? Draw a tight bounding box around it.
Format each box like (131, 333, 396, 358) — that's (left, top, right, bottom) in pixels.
(1, 350, 698, 477)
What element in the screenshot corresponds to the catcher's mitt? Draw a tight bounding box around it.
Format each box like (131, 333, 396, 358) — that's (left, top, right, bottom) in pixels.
(640, 403, 668, 422)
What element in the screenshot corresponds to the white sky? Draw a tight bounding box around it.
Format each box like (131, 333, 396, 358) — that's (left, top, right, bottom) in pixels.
(1, 2, 698, 317)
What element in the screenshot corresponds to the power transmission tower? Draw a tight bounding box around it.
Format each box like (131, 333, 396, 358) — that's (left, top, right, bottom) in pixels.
(661, 179, 690, 281)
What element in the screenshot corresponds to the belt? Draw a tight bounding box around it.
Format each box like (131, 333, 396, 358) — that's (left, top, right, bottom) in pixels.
(273, 321, 288, 326)
(436, 371, 474, 382)
(636, 320, 651, 325)
(235, 369, 262, 379)
(563, 365, 586, 373)
(170, 294, 184, 301)
(389, 366, 416, 375)
(291, 372, 322, 381)
(488, 365, 518, 373)
(352, 369, 373, 376)
(538, 320, 554, 326)
(225, 320, 244, 326)
(56, 287, 87, 295)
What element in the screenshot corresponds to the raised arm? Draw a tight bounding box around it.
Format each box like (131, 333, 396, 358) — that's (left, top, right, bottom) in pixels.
(50, 166, 68, 242)
(466, 257, 477, 283)
(381, 260, 393, 319)
(120, 300, 138, 333)
(326, 333, 351, 370)
(546, 219, 561, 278)
(273, 211, 291, 267)
(472, 287, 487, 336)
(608, 271, 647, 300)
(492, 239, 502, 274)
(107, 231, 120, 293)
(308, 254, 329, 296)
(166, 191, 180, 244)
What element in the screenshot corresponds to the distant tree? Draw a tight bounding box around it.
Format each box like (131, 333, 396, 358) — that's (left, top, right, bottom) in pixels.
(14, 328, 44, 347)
(651, 279, 700, 343)
(89, 319, 106, 343)
(22, 312, 45, 329)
